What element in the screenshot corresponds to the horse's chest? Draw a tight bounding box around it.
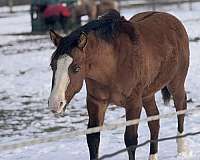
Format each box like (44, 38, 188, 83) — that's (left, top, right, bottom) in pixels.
(86, 80, 128, 106)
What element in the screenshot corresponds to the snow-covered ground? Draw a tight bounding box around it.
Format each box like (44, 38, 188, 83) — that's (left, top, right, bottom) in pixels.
(0, 2, 200, 160)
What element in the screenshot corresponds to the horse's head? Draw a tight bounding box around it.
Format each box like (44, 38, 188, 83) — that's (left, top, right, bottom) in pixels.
(48, 30, 87, 115)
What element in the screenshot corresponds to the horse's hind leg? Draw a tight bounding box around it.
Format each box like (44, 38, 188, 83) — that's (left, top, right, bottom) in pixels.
(168, 81, 189, 155)
(143, 95, 159, 160)
(86, 94, 108, 160)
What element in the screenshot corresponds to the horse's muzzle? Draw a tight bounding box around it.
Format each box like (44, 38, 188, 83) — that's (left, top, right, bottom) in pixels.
(48, 98, 67, 116)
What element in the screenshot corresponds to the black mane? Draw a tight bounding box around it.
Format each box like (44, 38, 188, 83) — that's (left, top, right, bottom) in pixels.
(52, 10, 136, 61)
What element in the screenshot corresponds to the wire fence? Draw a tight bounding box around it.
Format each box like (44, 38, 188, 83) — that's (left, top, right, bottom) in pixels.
(99, 130, 200, 159)
(1, 106, 200, 157)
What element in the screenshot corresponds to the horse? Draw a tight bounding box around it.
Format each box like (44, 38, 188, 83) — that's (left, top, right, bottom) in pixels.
(97, 0, 120, 17)
(48, 10, 190, 160)
(74, 0, 119, 23)
(75, 0, 97, 21)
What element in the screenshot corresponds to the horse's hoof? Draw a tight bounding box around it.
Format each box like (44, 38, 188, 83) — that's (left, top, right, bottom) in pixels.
(177, 150, 193, 160)
(149, 154, 158, 160)
(176, 132, 191, 157)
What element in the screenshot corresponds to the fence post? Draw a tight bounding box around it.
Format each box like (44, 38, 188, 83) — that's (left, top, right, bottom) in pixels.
(8, 0, 13, 13)
(177, 0, 181, 8)
(152, 0, 156, 11)
(189, 0, 192, 10)
(118, 0, 121, 12)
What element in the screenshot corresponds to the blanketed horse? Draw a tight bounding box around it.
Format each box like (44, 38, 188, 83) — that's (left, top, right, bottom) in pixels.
(48, 10, 189, 160)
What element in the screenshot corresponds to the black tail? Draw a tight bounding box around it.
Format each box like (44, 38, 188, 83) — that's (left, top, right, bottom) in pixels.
(161, 86, 171, 105)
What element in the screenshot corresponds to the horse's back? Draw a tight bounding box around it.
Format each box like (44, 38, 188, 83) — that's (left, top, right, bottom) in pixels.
(129, 11, 189, 57)
(129, 11, 156, 23)
(130, 11, 189, 70)
(130, 11, 188, 47)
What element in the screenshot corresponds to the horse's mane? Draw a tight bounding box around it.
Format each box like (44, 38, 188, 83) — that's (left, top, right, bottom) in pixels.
(52, 10, 137, 59)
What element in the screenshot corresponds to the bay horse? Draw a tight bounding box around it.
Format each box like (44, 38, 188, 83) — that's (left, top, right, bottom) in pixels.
(48, 10, 189, 160)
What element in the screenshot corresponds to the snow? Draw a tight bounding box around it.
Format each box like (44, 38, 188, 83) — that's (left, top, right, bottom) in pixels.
(0, 3, 200, 160)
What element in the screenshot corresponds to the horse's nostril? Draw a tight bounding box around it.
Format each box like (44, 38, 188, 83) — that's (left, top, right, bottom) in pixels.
(51, 109, 56, 113)
(49, 100, 65, 114)
(60, 102, 63, 107)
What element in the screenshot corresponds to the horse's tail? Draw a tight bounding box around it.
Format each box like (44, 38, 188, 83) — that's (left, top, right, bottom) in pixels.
(161, 86, 171, 105)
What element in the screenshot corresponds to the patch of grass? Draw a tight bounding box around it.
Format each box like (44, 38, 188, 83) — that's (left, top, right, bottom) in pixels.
(0, 96, 10, 101)
(43, 126, 66, 132)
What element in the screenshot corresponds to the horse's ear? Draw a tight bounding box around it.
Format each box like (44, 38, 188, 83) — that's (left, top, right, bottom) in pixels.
(78, 32, 87, 49)
(49, 29, 62, 47)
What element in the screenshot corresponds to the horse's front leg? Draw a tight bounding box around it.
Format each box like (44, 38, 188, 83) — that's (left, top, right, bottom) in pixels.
(86, 94, 108, 160)
(124, 97, 142, 160)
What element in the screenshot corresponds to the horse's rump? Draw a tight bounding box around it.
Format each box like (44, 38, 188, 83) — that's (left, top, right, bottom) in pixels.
(129, 12, 189, 96)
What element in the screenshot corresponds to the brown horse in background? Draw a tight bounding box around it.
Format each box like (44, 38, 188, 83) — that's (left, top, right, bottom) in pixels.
(74, 0, 97, 21)
(74, 0, 119, 22)
(97, 0, 119, 16)
(48, 10, 189, 160)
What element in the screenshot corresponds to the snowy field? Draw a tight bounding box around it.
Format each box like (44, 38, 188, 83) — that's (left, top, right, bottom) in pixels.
(0, 2, 200, 160)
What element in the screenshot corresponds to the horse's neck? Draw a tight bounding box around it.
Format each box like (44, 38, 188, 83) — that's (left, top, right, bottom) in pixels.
(84, 32, 142, 86)
(84, 37, 116, 84)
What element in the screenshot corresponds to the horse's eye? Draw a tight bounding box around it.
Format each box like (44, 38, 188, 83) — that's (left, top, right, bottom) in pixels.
(72, 65, 80, 73)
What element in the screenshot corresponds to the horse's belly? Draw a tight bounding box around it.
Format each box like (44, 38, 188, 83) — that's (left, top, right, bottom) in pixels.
(110, 92, 126, 106)
(143, 68, 177, 97)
